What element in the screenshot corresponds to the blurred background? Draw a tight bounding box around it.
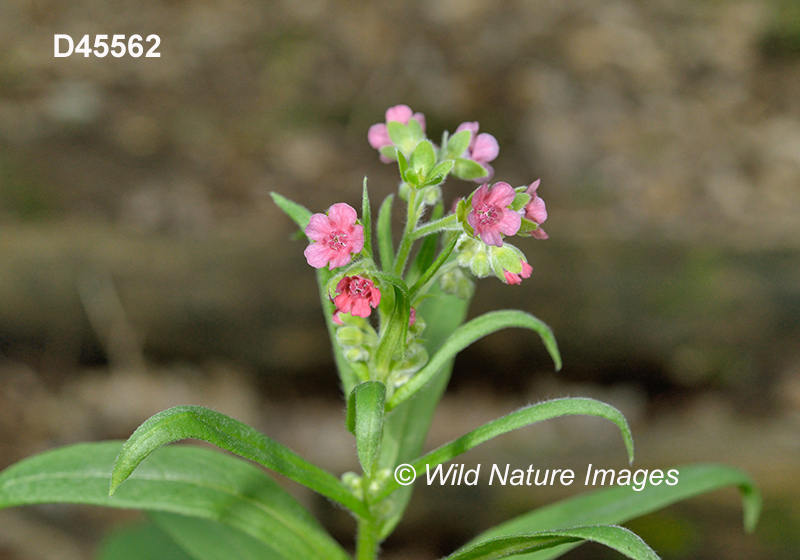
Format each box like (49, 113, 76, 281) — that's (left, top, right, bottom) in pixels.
(1, 0, 799, 558)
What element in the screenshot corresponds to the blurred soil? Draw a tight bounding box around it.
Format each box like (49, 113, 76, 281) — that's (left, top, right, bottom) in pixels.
(1, 0, 800, 558)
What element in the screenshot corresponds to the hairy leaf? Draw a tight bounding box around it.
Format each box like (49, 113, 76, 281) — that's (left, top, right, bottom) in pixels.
(388, 310, 561, 410)
(446, 525, 659, 560)
(0, 442, 350, 560)
(374, 398, 633, 501)
(109, 406, 367, 517)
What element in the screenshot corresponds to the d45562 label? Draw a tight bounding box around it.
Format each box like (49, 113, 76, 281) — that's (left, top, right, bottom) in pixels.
(54, 35, 161, 58)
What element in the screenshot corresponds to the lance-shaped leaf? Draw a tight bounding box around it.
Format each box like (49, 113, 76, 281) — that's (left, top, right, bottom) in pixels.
(371, 271, 411, 374)
(347, 381, 387, 477)
(445, 525, 659, 560)
(361, 177, 373, 259)
(471, 463, 761, 560)
(373, 398, 633, 502)
(96, 521, 195, 560)
(0, 442, 350, 560)
(271, 192, 312, 231)
(150, 511, 284, 560)
(377, 194, 395, 271)
(388, 310, 561, 410)
(109, 406, 367, 517)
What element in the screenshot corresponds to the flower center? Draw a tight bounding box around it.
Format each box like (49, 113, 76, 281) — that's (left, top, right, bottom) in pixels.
(349, 278, 370, 297)
(327, 229, 349, 251)
(475, 203, 500, 226)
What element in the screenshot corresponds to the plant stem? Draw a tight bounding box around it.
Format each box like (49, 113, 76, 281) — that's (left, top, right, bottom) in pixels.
(410, 213, 459, 241)
(355, 517, 380, 560)
(392, 189, 420, 277)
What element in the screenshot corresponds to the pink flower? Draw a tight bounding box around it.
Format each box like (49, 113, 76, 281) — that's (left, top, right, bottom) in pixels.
(368, 104, 426, 162)
(455, 122, 499, 182)
(304, 203, 364, 269)
(503, 260, 533, 285)
(524, 179, 548, 240)
(409, 307, 416, 326)
(467, 182, 521, 247)
(333, 276, 381, 318)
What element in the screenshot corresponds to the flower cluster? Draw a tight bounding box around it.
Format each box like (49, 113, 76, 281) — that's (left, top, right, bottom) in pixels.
(295, 104, 549, 385)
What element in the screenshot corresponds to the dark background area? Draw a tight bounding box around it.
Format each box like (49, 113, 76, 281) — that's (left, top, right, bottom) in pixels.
(1, 0, 799, 558)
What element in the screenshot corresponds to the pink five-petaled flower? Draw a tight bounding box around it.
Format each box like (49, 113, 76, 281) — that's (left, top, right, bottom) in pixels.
(455, 121, 499, 182)
(333, 276, 381, 318)
(503, 260, 533, 285)
(368, 104, 426, 162)
(304, 203, 364, 270)
(524, 179, 548, 240)
(467, 182, 521, 247)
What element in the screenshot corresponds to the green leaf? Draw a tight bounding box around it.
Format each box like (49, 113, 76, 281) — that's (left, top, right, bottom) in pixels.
(150, 512, 283, 560)
(445, 525, 659, 560)
(270, 193, 312, 232)
(388, 310, 561, 410)
(96, 521, 195, 560)
(473, 463, 761, 560)
(377, 194, 395, 271)
(371, 271, 411, 374)
(409, 140, 436, 178)
(0, 442, 350, 560)
(446, 129, 472, 160)
(374, 398, 633, 502)
(109, 406, 367, 517)
(453, 158, 489, 181)
(362, 177, 373, 259)
(352, 381, 387, 477)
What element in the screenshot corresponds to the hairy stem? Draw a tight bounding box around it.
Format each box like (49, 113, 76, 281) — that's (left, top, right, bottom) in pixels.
(355, 516, 380, 560)
(392, 189, 420, 277)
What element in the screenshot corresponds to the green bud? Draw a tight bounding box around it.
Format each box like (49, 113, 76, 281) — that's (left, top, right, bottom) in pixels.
(344, 346, 370, 363)
(439, 268, 475, 299)
(336, 326, 365, 347)
(470, 249, 491, 278)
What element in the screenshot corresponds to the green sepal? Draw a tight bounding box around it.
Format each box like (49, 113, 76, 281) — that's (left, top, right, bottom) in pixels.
(456, 198, 474, 237)
(453, 158, 489, 181)
(445, 129, 472, 160)
(379, 145, 398, 161)
(519, 217, 541, 233)
(409, 140, 437, 180)
(426, 159, 455, 186)
(511, 192, 531, 211)
(387, 120, 424, 156)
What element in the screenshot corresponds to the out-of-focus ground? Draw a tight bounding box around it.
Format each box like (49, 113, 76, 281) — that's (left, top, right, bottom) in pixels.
(1, 0, 799, 558)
